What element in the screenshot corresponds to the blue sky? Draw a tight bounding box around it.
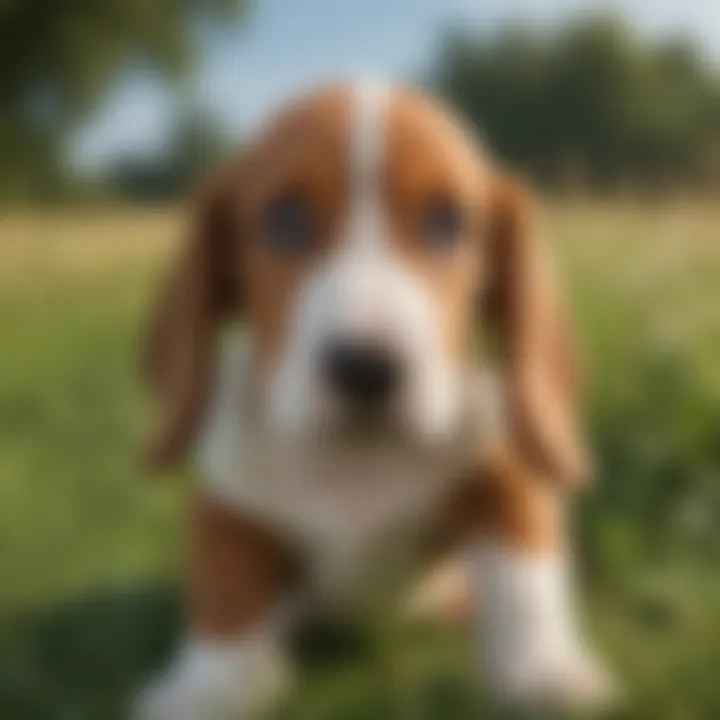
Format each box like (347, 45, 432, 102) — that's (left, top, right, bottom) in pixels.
(71, 0, 720, 171)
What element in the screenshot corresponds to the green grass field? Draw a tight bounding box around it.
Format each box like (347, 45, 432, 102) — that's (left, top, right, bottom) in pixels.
(1, 202, 719, 718)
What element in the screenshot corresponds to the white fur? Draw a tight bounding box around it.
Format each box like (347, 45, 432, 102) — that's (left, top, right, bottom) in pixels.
(473, 543, 615, 708)
(264, 80, 465, 444)
(200, 333, 501, 600)
(135, 624, 289, 720)
(141, 80, 607, 718)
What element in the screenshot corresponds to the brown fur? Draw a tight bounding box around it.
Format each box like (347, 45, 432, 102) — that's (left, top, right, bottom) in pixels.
(189, 491, 299, 638)
(142, 169, 245, 469)
(384, 89, 485, 367)
(142, 85, 588, 632)
(142, 87, 354, 468)
(436, 450, 564, 555)
(483, 176, 589, 485)
(409, 449, 564, 624)
(143, 85, 587, 487)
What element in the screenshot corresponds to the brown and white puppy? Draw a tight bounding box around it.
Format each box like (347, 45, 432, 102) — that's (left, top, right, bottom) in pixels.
(137, 81, 614, 719)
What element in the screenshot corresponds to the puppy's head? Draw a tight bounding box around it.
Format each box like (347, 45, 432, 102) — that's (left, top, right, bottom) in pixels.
(143, 82, 588, 484)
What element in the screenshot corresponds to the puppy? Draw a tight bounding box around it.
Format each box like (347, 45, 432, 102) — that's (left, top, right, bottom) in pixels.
(137, 81, 614, 718)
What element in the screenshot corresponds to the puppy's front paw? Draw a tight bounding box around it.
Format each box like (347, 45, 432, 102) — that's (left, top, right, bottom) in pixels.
(135, 666, 287, 720)
(492, 649, 619, 713)
(134, 639, 289, 720)
(135, 674, 221, 720)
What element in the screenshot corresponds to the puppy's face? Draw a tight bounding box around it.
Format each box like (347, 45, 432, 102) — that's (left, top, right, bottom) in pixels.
(144, 82, 588, 484)
(238, 85, 486, 443)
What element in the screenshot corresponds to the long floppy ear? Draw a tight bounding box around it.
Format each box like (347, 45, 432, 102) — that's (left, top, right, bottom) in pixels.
(483, 173, 590, 486)
(142, 169, 242, 470)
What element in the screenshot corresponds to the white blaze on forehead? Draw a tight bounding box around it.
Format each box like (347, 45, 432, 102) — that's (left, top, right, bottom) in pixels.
(262, 81, 467, 444)
(350, 81, 390, 190)
(346, 81, 391, 255)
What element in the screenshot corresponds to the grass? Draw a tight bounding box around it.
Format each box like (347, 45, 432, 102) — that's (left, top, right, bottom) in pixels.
(0, 201, 718, 718)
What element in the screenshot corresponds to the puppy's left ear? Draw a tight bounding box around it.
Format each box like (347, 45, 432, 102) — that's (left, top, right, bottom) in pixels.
(142, 166, 243, 471)
(482, 173, 590, 486)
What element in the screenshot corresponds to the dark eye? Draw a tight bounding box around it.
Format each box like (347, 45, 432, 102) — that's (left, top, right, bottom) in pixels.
(420, 197, 464, 249)
(262, 194, 314, 254)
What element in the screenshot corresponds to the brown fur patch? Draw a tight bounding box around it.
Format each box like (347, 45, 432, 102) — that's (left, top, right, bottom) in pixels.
(237, 86, 353, 374)
(436, 450, 563, 555)
(383, 88, 488, 367)
(143, 82, 588, 491)
(189, 491, 299, 638)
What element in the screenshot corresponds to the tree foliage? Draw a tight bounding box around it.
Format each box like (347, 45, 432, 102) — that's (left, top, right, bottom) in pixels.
(433, 17, 720, 190)
(108, 110, 226, 201)
(0, 0, 242, 201)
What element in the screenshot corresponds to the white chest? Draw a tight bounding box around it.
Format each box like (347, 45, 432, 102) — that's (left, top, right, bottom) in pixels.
(201, 410, 464, 588)
(196, 336, 503, 600)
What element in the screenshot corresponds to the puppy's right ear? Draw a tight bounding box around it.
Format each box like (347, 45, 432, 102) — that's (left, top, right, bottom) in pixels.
(142, 168, 243, 471)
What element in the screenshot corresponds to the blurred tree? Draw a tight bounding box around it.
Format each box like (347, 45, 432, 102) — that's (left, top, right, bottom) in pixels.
(433, 16, 720, 191)
(108, 109, 227, 201)
(0, 0, 245, 202)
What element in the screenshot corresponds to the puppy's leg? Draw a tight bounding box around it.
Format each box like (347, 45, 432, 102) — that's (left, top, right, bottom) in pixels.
(136, 491, 298, 720)
(401, 554, 474, 625)
(457, 455, 616, 710)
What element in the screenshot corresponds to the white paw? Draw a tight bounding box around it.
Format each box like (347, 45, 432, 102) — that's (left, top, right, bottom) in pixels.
(135, 674, 231, 720)
(492, 649, 619, 712)
(135, 667, 287, 720)
(134, 639, 290, 720)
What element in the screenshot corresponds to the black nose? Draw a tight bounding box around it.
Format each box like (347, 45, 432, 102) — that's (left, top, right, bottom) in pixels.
(322, 340, 402, 405)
